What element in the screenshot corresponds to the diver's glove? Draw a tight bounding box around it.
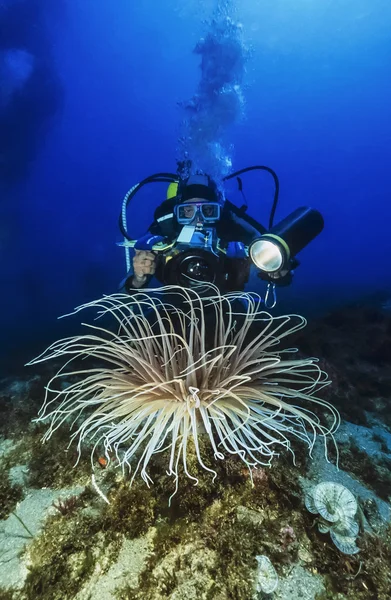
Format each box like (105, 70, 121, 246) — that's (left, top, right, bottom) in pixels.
(134, 234, 165, 251)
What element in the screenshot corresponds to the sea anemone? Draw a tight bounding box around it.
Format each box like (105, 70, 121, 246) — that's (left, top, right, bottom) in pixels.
(28, 286, 340, 495)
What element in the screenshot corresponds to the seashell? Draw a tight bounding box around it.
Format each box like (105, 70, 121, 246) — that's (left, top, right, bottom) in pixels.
(330, 531, 360, 555)
(255, 555, 279, 595)
(304, 491, 318, 514)
(333, 515, 359, 538)
(312, 482, 357, 523)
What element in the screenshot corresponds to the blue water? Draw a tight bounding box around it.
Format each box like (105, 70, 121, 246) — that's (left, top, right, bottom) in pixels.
(1, 0, 391, 371)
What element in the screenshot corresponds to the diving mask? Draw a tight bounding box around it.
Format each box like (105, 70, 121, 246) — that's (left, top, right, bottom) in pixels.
(175, 201, 221, 225)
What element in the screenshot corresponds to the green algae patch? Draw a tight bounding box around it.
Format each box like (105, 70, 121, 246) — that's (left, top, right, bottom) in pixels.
(124, 540, 221, 600)
(0, 467, 23, 520)
(26, 426, 93, 489)
(115, 453, 306, 600)
(0, 589, 21, 600)
(102, 480, 156, 538)
(1, 424, 93, 491)
(24, 511, 120, 600)
(147, 435, 250, 519)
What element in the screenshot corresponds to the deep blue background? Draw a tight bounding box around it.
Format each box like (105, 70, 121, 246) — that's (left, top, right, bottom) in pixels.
(1, 0, 391, 372)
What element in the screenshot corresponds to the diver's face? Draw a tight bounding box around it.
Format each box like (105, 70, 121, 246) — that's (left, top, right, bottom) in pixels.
(183, 198, 211, 219)
(176, 197, 221, 225)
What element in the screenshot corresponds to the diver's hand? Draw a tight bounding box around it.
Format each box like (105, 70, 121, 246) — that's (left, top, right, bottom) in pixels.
(132, 250, 156, 288)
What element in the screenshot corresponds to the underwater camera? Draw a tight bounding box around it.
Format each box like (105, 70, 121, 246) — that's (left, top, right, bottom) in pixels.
(118, 166, 324, 293)
(154, 204, 227, 288)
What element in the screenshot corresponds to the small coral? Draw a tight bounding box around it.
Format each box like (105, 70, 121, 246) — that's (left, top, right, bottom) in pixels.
(254, 555, 278, 595)
(280, 525, 297, 550)
(52, 494, 82, 517)
(305, 482, 359, 555)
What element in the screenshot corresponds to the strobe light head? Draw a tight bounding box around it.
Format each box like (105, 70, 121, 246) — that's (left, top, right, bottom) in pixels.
(249, 207, 324, 281)
(250, 238, 286, 273)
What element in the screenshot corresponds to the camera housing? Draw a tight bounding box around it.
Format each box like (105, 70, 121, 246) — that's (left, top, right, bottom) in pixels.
(155, 223, 250, 290)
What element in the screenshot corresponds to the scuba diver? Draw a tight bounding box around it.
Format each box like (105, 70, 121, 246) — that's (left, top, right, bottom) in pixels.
(126, 174, 260, 292)
(118, 164, 325, 308)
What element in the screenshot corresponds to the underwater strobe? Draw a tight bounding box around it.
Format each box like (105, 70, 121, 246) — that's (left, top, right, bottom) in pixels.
(249, 206, 324, 286)
(118, 165, 325, 305)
